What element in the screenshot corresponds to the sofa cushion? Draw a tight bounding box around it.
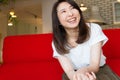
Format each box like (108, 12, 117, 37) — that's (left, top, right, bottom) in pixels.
(103, 29, 120, 59)
(3, 33, 54, 63)
(0, 61, 63, 80)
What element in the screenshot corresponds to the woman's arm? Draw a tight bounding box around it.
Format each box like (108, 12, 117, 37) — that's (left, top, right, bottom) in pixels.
(55, 40, 102, 80)
(57, 56, 75, 80)
(57, 56, 97, 80)
(77, 41, 103, 74)
(88, 41, 103, 72)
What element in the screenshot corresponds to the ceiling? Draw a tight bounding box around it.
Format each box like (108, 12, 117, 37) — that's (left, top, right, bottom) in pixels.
(0, 0, 42, 23)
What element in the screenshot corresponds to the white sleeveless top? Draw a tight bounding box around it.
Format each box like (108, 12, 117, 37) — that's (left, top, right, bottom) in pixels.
(52, 23, 108, 70)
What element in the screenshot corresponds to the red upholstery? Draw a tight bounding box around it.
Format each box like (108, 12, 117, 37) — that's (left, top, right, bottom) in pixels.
(103, 29, 120, 59)
(0, 29, 120, 80)
(102, 29, 120, 77)
(3, 34, 55, 63)
(0, 62, 63, 80)
(0, 33, 63, 80)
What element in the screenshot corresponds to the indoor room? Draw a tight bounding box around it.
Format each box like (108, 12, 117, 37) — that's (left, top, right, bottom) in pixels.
(0, 0, 120, 80)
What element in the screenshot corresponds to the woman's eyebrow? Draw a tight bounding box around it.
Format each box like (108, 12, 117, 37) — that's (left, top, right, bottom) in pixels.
(57, 5, 72, 12)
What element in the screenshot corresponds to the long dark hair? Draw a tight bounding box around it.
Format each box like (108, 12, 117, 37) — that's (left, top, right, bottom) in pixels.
(52, 0, 90, 54)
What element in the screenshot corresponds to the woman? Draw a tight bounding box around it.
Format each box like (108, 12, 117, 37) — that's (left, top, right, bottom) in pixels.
(51, 0, 120, 80)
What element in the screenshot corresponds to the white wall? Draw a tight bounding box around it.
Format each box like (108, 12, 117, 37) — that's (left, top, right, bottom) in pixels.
(42, 0, 57, 33)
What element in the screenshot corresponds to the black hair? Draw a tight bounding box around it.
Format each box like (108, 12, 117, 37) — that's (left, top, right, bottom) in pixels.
(52, 0, 90, 54)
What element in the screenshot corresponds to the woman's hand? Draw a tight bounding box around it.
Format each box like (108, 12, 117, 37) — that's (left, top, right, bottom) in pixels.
(73, 72, 96, 80)
(86, 72, 96, 80)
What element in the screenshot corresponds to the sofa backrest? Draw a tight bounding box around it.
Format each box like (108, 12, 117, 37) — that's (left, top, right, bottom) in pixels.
(3, 33, 54, 63)
(3, 29, 120, 63)
(103, 29, 120, 59)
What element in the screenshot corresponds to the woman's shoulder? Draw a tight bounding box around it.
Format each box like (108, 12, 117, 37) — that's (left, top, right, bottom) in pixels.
(86, 22, 102, 31)
(86, 22, 100, 27)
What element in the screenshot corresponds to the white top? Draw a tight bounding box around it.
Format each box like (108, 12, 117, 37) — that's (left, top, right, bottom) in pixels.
(52, 23, 108, 70)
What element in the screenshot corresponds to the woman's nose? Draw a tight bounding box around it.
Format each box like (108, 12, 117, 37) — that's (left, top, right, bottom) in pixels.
(67, 10, 73, 16)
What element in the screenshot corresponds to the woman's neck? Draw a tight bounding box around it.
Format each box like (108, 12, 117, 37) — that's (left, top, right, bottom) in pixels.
(65, 27, 79, 47)
(66, 27, 79, 39)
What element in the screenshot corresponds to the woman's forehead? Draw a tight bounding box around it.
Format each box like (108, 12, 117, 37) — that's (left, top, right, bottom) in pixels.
(57, 2, 71, 11)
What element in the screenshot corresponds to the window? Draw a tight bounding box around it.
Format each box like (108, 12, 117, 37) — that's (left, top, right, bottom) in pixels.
(113, 1, 120, 24)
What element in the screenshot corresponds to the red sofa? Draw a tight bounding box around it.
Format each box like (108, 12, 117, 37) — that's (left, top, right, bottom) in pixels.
(0, 29, 120, 80)
(102, 29, 120, 77)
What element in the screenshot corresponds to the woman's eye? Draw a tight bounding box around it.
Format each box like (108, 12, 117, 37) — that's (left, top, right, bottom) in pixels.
(61, 10, 66, 13)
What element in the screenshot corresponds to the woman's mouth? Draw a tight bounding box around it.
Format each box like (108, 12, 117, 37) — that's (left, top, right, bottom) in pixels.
(67, 17, 77, 23)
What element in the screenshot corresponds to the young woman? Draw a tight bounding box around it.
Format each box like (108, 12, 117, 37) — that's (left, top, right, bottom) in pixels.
(51, 0, 120, 80)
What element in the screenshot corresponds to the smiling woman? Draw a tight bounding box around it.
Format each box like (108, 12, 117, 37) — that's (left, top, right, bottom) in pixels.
(51, 0, 120, 80)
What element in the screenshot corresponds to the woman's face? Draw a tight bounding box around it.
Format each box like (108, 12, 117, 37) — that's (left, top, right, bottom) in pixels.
(57, 2, 80, 29)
